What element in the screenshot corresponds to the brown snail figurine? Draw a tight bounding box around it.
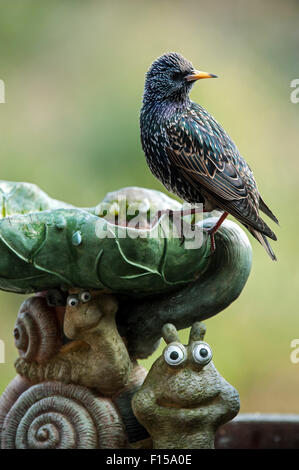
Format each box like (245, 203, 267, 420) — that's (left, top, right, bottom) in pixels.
(8, 290, 150, 448)
(132, 322, 240, 449)
(0, 365, 148, 449)
(13, 296, 62, 363)
(16, 290, 133, 396)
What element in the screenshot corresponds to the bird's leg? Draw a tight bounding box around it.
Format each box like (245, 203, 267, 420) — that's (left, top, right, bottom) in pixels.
(177, 207, 206, 218)
(151, 207, 204, 227)
(151, 208, 228, 252)
(204, 212, 229, 253)
(150, 209, 184, 241)
(150, 209, 175, 228)
(175, 207, 205, 245)
(150, 207, 205, 244)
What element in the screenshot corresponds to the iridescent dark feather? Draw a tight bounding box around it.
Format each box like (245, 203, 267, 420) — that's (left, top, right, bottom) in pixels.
(140, 53, 278, 260)
(165, 102, 277, 241)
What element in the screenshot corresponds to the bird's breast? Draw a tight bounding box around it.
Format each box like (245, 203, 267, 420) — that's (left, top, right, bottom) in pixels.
(141, 129, 201, 203)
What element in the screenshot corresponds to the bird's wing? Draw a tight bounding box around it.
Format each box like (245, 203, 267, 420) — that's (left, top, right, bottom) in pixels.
(165, 103, 276, 239)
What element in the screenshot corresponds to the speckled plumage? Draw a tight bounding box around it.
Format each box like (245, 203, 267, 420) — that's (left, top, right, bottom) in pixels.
(140, 52, 278, 260)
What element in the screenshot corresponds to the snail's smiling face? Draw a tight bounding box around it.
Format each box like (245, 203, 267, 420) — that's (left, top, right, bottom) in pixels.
(64, 290, 118, 339)
(145, 340, 221, 410)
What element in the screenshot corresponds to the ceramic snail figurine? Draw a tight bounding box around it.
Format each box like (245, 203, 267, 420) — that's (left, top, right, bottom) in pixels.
(1, 358, 148, 448)
(132, 322, 240, 449)
(1, 356, 148, 449)
(15, 290, 133, 396)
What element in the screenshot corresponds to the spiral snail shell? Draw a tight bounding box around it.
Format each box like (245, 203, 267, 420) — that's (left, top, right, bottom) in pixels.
(1, 381, 127, 449)
(14, 296, 62, 363)
(0, 375, 31, 444)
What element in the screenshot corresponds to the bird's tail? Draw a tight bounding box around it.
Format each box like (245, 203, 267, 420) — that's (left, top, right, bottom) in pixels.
(259, 196, 279, 225)
(249, 228, 277, 261)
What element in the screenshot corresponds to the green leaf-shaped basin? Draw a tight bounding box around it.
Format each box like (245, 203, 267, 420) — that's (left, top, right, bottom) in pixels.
(0, 182, 218, 295)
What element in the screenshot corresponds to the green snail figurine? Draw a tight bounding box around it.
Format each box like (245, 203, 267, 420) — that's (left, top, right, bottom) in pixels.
(132, 322, 240, 449)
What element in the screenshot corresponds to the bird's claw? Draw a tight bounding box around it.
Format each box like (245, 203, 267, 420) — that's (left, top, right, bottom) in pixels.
(202, 227, 216, 253)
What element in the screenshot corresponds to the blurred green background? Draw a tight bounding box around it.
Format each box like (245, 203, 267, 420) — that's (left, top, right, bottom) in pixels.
(0, 0, 298, 413)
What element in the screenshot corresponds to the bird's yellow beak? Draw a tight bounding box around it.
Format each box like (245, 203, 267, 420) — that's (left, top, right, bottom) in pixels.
(185, 70, 218, 82)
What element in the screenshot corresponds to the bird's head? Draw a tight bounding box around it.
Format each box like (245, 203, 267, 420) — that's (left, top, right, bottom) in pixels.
(143, 52, 217, 104)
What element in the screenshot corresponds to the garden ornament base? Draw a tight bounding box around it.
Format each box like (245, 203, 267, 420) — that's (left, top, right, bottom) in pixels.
(0, 181, 253, 449)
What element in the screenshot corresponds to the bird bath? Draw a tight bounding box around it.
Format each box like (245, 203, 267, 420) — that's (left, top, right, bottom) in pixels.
(0, 181, 252, 448)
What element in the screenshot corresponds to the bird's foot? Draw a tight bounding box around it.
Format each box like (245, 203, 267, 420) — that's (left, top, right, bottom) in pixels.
(202, 211, 229, 254)
(151, 207, 208, 248)
(202, 227, 216, 253)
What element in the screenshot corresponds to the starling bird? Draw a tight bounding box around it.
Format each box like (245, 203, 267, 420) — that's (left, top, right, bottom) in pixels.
(140, 52, 278, 260)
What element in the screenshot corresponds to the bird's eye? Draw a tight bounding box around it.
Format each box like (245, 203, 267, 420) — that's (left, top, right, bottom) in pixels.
(171, 71, 182, 81)
(164, 344, 187, 366)
(80, 291, 91, 303)
(192, 342, 213, 365)
(67, 296, 79, 308)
